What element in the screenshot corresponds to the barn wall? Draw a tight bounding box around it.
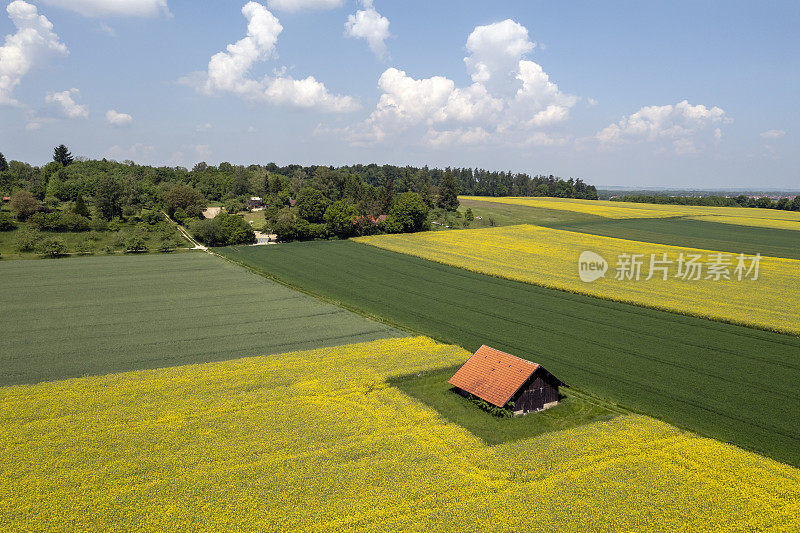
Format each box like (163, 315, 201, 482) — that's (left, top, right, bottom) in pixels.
(511, 371, 560, 413)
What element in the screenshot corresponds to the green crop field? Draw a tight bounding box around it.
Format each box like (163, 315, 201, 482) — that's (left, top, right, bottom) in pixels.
(219, 240, 800, 466)
(458, 197, 606, 227)
(459, 198, 800, 260)
(0, 252, 401, 386)
(554, 217, 800, 260)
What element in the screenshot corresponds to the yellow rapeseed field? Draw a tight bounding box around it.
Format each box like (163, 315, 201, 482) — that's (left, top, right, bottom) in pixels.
(460, 196, 800, 230)
(460, 195, 690, 218)
(355, 225, 800, 334)
(686, 214, 800, 231)
(1, 337, 798, 532)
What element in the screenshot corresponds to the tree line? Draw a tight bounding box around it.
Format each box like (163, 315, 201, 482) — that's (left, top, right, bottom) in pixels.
(0, 146, 598, 245)
(613, 194, 800, 211)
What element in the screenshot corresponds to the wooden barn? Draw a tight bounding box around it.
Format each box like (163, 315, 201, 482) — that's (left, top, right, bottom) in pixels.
(448, 346, 567, 415)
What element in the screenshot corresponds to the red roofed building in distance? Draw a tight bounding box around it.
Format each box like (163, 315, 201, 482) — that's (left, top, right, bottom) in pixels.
(449, 346, 567, 415)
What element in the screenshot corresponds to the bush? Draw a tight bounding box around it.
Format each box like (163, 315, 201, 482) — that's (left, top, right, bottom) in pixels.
(60, 211, 90, 231)
(14, 228, 42, 252)
(90, 217, 108, 232)
(36, 237, 67, 257)
(74, 238, 93, 255)
(190, 212, 254, 246)
(112, 232, 127, 248)
(141, 211, 163, 225)
(157, 237, 178, 253)
(10, 191, 42, 221)
(72, 194, 91, 218)
(190, 218, 226, 245)
(29, 211, 90, 232)
(0, 211, 17, 231)
(125, 234, 148, 253)
(107, 219, 121, 231)
(466, 393, 514, 418)
(173, 207, 187, 224)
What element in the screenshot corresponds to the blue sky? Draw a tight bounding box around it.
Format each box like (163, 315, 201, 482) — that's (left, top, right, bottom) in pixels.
(0, 0, 797, 188)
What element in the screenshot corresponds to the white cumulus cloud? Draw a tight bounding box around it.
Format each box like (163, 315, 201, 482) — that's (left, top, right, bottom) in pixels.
(465, 19, 534, 94)
(104, 142, 155, 162)
(267, 0, 342, 12)
(193, 2, 358, 112)
(106, 109, 133, 126)
(0, 1, 67, 105)
(38, 0, 170, 18)
(596, 100, 728, 153)
(345, 0, 390, 59)
(46, 88, 89, 118)
(760, 129, 786, 139)
(336, 19, 576, 147)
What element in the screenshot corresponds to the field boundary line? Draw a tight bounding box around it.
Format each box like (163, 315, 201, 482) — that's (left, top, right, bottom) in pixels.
(355, 234, 800, 338)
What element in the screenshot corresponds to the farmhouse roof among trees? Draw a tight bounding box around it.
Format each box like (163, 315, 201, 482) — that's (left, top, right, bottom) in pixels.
(448, 346, 565, 407)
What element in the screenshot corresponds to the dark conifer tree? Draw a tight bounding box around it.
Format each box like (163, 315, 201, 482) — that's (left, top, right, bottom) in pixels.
(72, 194, 91, 218)
(53, 145, 73, 167)
(437, 170, 460, 211)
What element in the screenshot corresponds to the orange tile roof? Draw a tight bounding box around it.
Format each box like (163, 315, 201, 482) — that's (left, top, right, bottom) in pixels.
(448, 346, 540, 407)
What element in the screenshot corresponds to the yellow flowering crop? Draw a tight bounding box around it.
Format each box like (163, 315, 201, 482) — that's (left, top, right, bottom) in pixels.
(1, 336, 798, 532)
(356, 225, 800, 334)
(460, 195, 691, 218)
(460, 196, 800, 230)
(686, 214, 800, 231)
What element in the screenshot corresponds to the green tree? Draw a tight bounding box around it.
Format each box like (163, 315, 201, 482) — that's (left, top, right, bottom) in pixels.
(437, 170, 460, 211)
(53, 145, 73, 167)
(380, 178, 394, 214)
(324, 199, 359, 238)
(0, 151, 7, 172)
(231, 166, 250, 196)
(218, 212, 255, 245)
(189, 212, 254, 246)
(157, 236, 181, 253)
(189, 218, 225, 245)
(0, 212, 17, 231)
(755, 197, 774, 209)
(72, 194, 90, 218)
(163, 184, 205, 218)
(272, 209, 312, 241)
(464, 208, 474, 221)
(386, 192, 429, 233)
(296, 187, 329, 223)
(10, 190, 42, 220)
(94, 174, 124, 220)
(224, 198, 245, 214)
